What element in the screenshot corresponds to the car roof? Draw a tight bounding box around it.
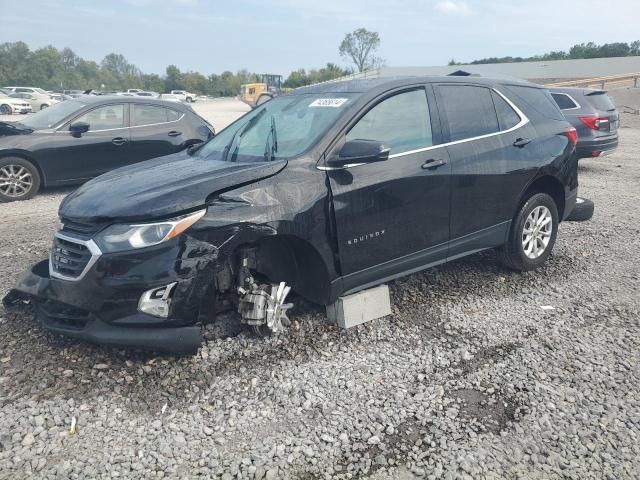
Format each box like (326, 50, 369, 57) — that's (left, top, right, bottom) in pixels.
(548, 86, 606, 96)
(71, 95, 190, 110)
(292, 75, 539, 95)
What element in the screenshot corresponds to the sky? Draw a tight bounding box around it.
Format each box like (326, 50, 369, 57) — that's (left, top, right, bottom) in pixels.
(1, 0, 639, 77)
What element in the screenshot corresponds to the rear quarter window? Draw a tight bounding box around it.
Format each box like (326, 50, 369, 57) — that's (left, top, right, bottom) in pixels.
(551, 93, 579, 110)
(491, 91, 521, 130)
(504, 85, 565, 121)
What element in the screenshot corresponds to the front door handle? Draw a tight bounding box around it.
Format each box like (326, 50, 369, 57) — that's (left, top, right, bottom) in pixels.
(421, 158, 447, 170)
(513, 137, 532, 148)
(111, 137, 127, 146)
(168, 131, 182, 137)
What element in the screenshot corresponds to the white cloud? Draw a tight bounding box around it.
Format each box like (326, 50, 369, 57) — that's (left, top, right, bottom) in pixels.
(434, 0, 472, 15)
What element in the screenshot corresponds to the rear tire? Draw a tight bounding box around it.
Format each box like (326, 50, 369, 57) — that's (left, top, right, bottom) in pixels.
(497, 192, 559, 271)
(0, 157, 41, 202)
(0, 104, 12, 115)
(40, 104, 49, 110)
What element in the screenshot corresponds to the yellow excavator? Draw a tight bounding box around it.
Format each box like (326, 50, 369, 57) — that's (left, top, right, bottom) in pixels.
(240, 74, 292, 108)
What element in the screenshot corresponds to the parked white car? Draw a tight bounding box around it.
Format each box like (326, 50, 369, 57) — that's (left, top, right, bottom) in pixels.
(159, 93, 182, 102)
(47, 92, 65, 102)
(170, 90, 196, 103)
(0, 93, 32, 114)
(3, 87, 58, 110)
(9, 92, 58, 111)
(135, 91, 160, 98)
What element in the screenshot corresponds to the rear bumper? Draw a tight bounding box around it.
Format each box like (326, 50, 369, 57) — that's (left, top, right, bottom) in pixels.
(576, 136, 618, 158)
(4, 259, 204, 354)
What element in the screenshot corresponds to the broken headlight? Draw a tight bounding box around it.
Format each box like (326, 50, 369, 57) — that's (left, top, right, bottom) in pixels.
(94, 209, 206, 253)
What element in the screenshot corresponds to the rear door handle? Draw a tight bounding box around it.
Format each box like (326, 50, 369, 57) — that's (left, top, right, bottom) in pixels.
(111, 137, 127, 146)
(421, 158, 447, 170)
(513, 137, 532, 148)
(168, 131, 182, 137)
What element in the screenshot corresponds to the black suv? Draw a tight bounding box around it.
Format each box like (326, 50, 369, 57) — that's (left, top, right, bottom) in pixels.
(6, 76, 579, 353)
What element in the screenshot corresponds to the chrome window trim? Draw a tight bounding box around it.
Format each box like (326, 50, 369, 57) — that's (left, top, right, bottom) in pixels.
(317, 162, 367, 171)
(390, 87, 530, 159)
(49, 232, 102, 282)
(551, 92, 581, 111)
(55, 126, 129, 134)
(54, 111, 184, 133)
(319, 86, 530, 169)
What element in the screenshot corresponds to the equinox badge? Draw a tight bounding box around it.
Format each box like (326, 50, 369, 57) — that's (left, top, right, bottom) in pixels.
(347, 230, 386, 246)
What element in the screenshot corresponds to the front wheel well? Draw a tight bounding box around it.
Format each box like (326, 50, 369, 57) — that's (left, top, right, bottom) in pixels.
(0, 153, 46, 186)
(238, 235, 332, 305)
(520, 175, 565, 220)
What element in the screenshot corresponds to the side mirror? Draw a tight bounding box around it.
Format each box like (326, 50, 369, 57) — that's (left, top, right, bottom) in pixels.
(69, 122, 90, 137)
(328, 139, 390, 168)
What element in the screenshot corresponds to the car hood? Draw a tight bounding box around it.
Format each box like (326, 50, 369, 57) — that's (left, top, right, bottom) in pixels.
(0, 122, 34, 136)
(59, 151, 287, 223)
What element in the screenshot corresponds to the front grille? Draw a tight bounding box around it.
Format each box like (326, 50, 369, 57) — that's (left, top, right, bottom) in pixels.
(51, 236, 93, 279)
(60, 217, 104, 238)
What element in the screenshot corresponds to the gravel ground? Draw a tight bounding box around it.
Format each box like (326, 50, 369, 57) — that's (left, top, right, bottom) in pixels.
(0, 94, 639, 480)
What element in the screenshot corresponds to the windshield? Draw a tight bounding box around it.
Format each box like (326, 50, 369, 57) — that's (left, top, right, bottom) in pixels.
(197, 93, 356, 163)
(19, 100, 87, 130)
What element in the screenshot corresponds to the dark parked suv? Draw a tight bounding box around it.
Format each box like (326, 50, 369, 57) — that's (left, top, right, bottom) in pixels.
(6, 76, 579, 353)
(0, 96, 213, 202)
(549, 87, 619, 159)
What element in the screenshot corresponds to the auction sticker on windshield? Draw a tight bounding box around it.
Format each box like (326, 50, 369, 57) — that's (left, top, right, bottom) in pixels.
(309, 98, 349, 108)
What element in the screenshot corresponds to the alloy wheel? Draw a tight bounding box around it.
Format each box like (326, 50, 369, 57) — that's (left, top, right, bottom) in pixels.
(522, 205, 553, 259)
(0, 164, 33, 198)
(0, 104, 11, 115)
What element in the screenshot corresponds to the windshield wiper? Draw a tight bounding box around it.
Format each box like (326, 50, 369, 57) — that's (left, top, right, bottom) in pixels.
(222, 108, 267, 162)
(264, 115, 278, 162)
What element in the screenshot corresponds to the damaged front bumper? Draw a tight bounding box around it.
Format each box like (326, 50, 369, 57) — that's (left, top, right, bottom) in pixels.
(3, 234, 219, 354)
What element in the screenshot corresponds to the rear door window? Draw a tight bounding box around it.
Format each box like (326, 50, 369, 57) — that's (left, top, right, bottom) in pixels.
(491, 91, 521, 130)
(347, 89, 433, 154)
(132, 104, 172, 126)
(551, 93, 579, 110)
(438, 85, 499, 142)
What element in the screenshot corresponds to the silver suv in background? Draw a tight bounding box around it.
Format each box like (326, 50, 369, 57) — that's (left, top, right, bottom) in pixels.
(549, 87, 619, 159)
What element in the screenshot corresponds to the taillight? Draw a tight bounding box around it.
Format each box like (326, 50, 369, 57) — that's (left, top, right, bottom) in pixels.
(565, 127, 578, 147)
(579, 116, 609, 130)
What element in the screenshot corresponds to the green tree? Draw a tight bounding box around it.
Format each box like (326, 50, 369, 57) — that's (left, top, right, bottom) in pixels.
(165, 64, 182, 91)
(339, 28, 381, 72)
(463, 40, 640, 65)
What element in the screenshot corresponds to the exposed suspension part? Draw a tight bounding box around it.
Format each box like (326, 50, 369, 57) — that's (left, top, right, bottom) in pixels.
(237, 256, 293, 334)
